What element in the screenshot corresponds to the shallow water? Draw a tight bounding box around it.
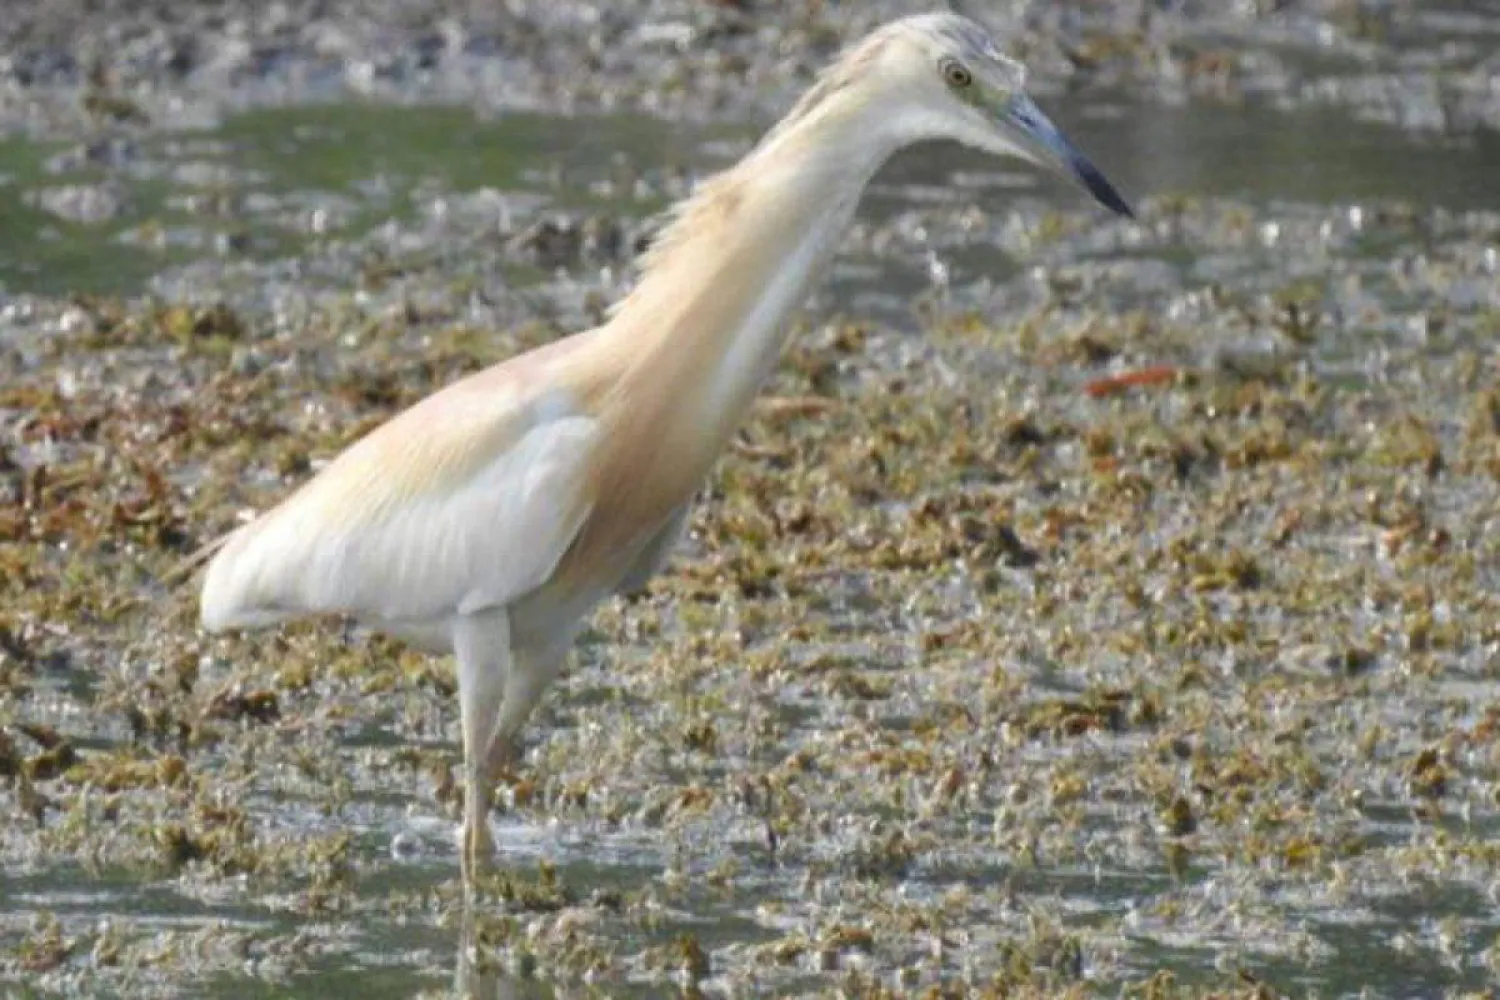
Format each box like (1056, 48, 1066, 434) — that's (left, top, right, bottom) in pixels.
(4, 54, 1500, 1000)
(0, 105, 706, 298)
(5, 92, 1500, 300)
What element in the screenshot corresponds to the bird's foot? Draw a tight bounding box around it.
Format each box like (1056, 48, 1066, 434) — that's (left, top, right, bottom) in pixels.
(459, 771, 498, 892)
(460, 813, 497, 892)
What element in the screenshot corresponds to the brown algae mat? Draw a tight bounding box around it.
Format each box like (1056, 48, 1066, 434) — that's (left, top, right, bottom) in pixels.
(2, 186, 1500, 997)
(1, 1, 1500, 997)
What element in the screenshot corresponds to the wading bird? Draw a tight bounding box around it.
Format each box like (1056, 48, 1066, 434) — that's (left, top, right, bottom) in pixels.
(197, 11, 1133, 883)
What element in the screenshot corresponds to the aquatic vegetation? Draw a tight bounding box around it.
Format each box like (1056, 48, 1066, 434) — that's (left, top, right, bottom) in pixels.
(1, 2, 1499, 996)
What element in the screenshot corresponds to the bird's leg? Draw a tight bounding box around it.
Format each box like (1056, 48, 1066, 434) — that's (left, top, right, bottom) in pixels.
(452, 610, 512, 887)
(482, 731, 522, 790)
(481, 643, 565, 804)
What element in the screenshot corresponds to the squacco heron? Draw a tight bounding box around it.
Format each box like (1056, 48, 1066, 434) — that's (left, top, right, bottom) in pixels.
(197, 12, 1133, 882)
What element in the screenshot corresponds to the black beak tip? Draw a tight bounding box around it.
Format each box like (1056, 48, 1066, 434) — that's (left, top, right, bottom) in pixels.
(1073, 155, 1135, 220)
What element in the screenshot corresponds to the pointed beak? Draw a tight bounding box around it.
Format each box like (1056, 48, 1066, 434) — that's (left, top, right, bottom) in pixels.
(1004, 94, 1135, 220)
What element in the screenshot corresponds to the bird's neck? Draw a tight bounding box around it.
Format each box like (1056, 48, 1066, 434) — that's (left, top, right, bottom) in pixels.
(602, 110, 897, 447)
(549, 101, 902, 596)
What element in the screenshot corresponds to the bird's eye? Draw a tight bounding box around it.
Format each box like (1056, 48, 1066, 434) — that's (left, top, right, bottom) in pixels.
(941, 59, 974, 89)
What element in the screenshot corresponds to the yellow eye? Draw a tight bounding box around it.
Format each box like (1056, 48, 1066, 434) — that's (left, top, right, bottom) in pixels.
(941, 59, 973, 89)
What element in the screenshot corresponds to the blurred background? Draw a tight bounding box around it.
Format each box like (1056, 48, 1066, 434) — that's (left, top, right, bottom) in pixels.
(2, 2, 1499, 998)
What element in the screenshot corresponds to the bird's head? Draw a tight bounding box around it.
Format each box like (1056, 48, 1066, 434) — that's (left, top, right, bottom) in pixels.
(814, 12, 1134, 219)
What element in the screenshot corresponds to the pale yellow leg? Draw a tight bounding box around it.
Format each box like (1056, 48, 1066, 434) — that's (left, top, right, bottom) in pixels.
(480, 642, 564, 793)
(483, 733, 521, 789)
(452, 610, 511, 887)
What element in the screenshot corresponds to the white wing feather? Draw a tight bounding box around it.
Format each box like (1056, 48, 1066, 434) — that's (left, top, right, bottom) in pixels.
(200, 384, 597, 631)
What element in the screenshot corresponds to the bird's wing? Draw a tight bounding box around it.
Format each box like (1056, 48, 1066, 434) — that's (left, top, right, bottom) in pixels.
(200, 366, 600, 631)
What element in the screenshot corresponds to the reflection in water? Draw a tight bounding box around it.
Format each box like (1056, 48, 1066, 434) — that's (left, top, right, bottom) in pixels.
(454, 906, 556, 1000)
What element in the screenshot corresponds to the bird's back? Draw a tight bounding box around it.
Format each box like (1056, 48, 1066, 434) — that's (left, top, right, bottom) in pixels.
(199, 327, 618, 634)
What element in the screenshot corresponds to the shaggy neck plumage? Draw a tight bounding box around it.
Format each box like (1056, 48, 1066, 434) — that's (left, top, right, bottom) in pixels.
(601, 81, 900, 438)
(575, 74, 907, 551)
